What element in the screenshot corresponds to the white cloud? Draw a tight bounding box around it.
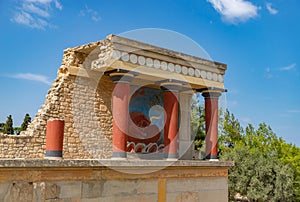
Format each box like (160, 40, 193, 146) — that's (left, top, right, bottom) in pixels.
(11, 73, 52, 85)
(13, 11, 34, 26)
(264, 63, 297, 79)
(22, 3, 50, 18)
(80, 5, 101, 22)
(208, 0, 258, 24)
(54, 0, 62, 10)
(25, 0, 62, 9)
(12, 11, 50, 29)
(266, 3, 278, 15)
(11, 0, 62, 29)
(25, 0, 53, 3)
(279, 63, 296, 71)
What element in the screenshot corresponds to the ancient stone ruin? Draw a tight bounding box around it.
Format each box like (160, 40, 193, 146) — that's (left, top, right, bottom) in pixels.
(0, 34, 227, 160)
(0, 34, 233, 202)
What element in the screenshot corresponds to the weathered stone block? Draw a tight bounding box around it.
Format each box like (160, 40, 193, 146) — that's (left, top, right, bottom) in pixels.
(99, 194, 157, 202)
(167, 192, 200, 202)
(0, 183, 11, 201)
(55, 181, 81, 199)
(10, 182, 34, 202)
(81, 181, 103, 199)
(45, 183, 61, 200)
(198, 190, 228, 202)
(33, 182, 45, 202)
(102, 179, 157, 197)
(166, 177, 227, 193)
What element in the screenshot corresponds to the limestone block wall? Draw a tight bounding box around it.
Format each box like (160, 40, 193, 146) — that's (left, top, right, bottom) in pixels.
(0, 159, 232, 202)
(0, 176, 228, 202)
(0, 70, 114, 159)
(0, 135, 34, 158)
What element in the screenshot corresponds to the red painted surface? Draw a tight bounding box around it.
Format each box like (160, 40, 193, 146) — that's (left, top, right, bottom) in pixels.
(131, 87, 145, 99)
(205, 97, 219, 158)
(112, 82, 130, 153)
(128, 111, 160, 144)
(46, 120, 64, 151)
(164, 91, 179, 156)
(135, 144, 144, 153)
(130, 111, 150, 127)
(148, 143, 158, 153)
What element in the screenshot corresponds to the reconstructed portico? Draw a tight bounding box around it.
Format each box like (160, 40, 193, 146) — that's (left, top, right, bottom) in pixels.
(0, 34, 227, 160)
(78, 34, 227, 160)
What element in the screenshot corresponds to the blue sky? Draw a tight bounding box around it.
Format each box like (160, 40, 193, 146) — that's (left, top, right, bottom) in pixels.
(0, 0, 299, 146)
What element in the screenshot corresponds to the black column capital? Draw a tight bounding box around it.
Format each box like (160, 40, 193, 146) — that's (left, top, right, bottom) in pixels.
(105, 69, 139, 83)
(197, 87, 226, 99)
(202, 91, 222, 99)
(156, 79, 187, 92)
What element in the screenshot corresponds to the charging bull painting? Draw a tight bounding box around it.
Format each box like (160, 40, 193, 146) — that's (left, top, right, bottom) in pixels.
(127, 87, 164, 153)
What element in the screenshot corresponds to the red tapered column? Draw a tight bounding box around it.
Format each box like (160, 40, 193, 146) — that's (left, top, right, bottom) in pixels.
(112, 82, 130, 158)
(160, 81, 182, 159)
(202, 92, 221, 160)
(109, 71, 134, 159)
(164, 90, 179, 159)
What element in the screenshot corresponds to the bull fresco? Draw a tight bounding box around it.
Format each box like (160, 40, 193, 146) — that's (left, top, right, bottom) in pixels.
(128, 87, 164, 153)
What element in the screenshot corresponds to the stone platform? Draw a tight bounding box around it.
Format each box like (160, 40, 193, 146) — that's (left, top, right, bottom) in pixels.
(0, 159, 233, 202)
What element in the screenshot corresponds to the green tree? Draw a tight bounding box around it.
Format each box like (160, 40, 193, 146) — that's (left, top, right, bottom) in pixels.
(0, 122, 4, 133)
(273, 138, 300, 201)
(218, 110, 298, 201)
(242, 123, 278, 157)
(221, 146, 294, 201)
(21, 113, 31, 131)
(3, 115, 14, 134)
(241, 123, 300, 200)
(13, 127, 22, 135)
(219, 109, 243, 153)
(191, 94, 206, 150)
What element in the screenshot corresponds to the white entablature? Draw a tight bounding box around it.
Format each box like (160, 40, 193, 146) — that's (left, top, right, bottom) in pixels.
(63, 34, 227, 90)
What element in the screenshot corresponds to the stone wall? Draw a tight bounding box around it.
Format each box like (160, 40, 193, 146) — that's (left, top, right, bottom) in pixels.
(0, 134, 34, 158)
(0, 68, 114, 159)
(0, 159, 232, 202)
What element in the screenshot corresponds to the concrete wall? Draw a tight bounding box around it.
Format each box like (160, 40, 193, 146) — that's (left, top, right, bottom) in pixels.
(0, 159, 232, 202)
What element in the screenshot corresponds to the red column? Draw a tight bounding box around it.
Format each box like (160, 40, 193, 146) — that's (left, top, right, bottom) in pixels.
(202, 92, 221, 160)
(45, 120, 64, 159)
(164, 90, 179, 159)
(108, 71, 134, 159)
(112, 82, 130, 158)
